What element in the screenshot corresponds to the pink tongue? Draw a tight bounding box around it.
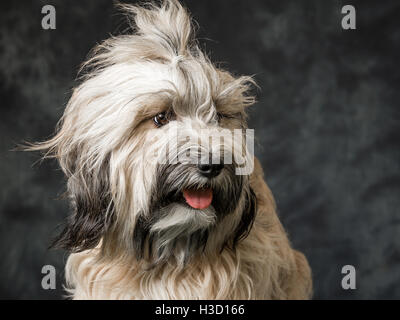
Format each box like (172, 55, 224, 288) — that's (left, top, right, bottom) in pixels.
(183, 188, 213, 210)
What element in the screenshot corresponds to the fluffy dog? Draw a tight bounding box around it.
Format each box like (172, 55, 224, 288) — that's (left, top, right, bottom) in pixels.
(28, 0, 312, 299)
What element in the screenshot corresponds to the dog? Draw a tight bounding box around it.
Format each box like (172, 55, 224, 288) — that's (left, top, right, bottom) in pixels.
(27, 0, 312, 299)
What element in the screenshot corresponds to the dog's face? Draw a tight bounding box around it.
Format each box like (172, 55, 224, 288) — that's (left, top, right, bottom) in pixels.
(36, 0, 257, 266)
(131, 114, 255, 265)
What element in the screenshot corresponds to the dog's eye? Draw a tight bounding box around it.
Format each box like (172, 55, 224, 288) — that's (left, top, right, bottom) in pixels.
(217, 112, 234, 121)
(217, 112, 243, 122)
(153, 112, 169, 127)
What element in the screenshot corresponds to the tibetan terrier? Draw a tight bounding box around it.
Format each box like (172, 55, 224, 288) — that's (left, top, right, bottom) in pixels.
(27, 0, 312, 299)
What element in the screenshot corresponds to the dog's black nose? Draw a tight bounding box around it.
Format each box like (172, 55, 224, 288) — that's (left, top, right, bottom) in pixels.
(198, 163, 224, 178)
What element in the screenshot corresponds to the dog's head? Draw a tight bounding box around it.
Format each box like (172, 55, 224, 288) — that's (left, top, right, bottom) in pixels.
(31, 0, 257, 266)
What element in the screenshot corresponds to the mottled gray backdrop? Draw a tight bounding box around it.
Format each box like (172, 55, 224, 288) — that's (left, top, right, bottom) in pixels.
(0, 0, 399, 299)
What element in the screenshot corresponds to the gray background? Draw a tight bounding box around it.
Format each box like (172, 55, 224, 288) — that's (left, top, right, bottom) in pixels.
(0, 0, 399, 299)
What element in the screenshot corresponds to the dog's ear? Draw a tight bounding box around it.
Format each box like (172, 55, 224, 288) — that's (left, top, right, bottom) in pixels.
(232, 188, 257, 248)
(51, 158, 114, 252)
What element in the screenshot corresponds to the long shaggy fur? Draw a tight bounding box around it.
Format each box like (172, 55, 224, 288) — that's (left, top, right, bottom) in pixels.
(27, 0, 312, 299)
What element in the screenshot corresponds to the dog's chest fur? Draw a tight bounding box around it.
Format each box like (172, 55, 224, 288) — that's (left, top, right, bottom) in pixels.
(63, 159, 312, 300)
(66, 230, 274, 299)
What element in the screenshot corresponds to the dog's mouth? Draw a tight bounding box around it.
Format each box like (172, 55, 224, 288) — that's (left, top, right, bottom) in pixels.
(182, 188, 213, 210)
(153, 163, 244, 216)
